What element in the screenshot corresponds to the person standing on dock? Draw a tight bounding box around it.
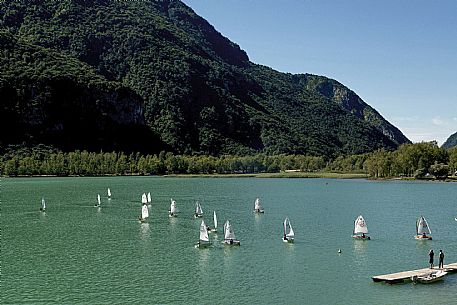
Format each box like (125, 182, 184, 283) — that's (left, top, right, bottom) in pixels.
(439, 249, 444, 269)
(429, 249, 434, 269)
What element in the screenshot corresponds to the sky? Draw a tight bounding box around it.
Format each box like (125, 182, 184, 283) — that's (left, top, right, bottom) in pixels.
(181, 0, 457, 145)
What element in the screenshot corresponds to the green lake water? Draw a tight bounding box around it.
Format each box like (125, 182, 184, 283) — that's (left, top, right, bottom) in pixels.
(2, 177, 457, 304)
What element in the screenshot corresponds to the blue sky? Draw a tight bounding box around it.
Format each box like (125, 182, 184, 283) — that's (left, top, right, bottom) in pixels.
(182, 0, 457, 145)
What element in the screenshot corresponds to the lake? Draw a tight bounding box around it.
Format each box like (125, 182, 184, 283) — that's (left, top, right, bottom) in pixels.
(2, 177, 457, 304)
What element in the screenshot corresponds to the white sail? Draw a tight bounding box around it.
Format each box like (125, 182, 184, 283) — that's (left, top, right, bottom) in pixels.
(195, 202, 203, 216)
(107, 188, 111, 198)
(200, 220, 210, 242)
(147, 192, 152, 203)
(170, 199, 178, 214)
(224, 220, 236, 240)
(417, 216, 431, 235)
(254, 198, 262, 210)
(284, 217, 295, 239)
(141, 193, 147, 204)
(97, 194, 101, 206)
(41, 197, 46, 211)
(287, 223, 295, 239)
(213, 211, 218, 229)
(353, 215, 368, 234)
(141, 204, 149, 219)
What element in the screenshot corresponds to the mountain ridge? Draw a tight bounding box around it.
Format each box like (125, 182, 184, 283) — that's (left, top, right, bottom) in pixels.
(0, 0, 409, 156)
(442, 132, 457, 149)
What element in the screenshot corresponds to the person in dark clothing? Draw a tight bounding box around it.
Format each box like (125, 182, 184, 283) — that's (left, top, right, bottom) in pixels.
(429, 249, 434, 269)
(439, 250, 444, 269)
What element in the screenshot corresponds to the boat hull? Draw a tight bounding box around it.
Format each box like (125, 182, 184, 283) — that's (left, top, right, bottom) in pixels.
(282, 238, 294, 243)
(254, 210, 265, 214)
(195, 241, 211, 248)
(352, 235, 371, 240)
(411, 271, 447, 284)
(223, 239, 240, 246)
(415, 235, 432, 240)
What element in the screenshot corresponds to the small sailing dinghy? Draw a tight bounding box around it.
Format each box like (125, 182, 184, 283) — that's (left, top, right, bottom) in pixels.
(169, 198, 178, 217)
(141, 193, 148, 205)
(253, 198, 264, 213)
(95, 194, 101, 207)
(209, 211, 218, 233)
(147, 192, 152, 204)
(194, 202, 203, 218)
(411, 270, 447, 284)
(352, 215, 370, 240)
(223, 220, 240, 245)
(139, 204, 149, 223)
(40, 197, 46, 212)
(283, 217, 295, 243)
(107, 188, 111, 199)
(195, 220, 211, 248)
(415, 216, 432, 240)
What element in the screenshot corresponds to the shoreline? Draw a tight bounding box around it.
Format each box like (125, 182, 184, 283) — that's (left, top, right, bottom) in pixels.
(2, 172, 456, 181)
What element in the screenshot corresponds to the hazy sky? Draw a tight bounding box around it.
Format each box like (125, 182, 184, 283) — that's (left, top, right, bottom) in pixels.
(182, 0, 457, 145)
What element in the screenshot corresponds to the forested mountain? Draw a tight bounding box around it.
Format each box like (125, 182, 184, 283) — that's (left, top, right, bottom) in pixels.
(442, 132, 457, 149)
(0, 0, 410, 156)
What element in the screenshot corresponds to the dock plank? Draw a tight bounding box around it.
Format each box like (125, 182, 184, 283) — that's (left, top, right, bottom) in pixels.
(372, 263, 457, 284)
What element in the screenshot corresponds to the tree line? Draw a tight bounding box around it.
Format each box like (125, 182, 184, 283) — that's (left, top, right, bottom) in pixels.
(1, 142, 456, 178)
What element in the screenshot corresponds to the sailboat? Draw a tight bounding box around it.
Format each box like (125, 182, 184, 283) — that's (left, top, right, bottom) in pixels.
(95, 194, 101, 207)
(283, 217, 295, 243)
(352, 215, 370, 240)
(209, 211, 218, 233)
(169, 198, 178, 217)
(40, 197, 46, 212)
(139, 204, 149, 223)
(194, 201, 203, 218)
(415, 216, 432, 240)
(223, 220, 240, 245)
(107, 188, 111, 199)
(141, 193, 148, 205)
(253, 197, 264, 213)
(147, 192, 152, 204)
(196, 220, 211, 248)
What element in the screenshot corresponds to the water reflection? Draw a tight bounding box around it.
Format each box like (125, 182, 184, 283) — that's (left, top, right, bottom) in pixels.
(198, 246, 210, 267)
(353, 239, 368, 253)
(139, 222, 150, 240)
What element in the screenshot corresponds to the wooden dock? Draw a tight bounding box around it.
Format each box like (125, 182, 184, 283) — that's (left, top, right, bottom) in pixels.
(372, 263, 457, 284)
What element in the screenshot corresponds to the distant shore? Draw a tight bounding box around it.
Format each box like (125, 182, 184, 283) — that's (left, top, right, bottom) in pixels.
(165, 172, 369, 179)
(4, 172, 457, 181)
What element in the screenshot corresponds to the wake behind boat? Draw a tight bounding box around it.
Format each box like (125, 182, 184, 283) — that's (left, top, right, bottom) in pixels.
(283, 217, 294, 243)
(415, 216, 432, 240)
(352, 215, 370, 240)
(223, 220, 240, 246)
